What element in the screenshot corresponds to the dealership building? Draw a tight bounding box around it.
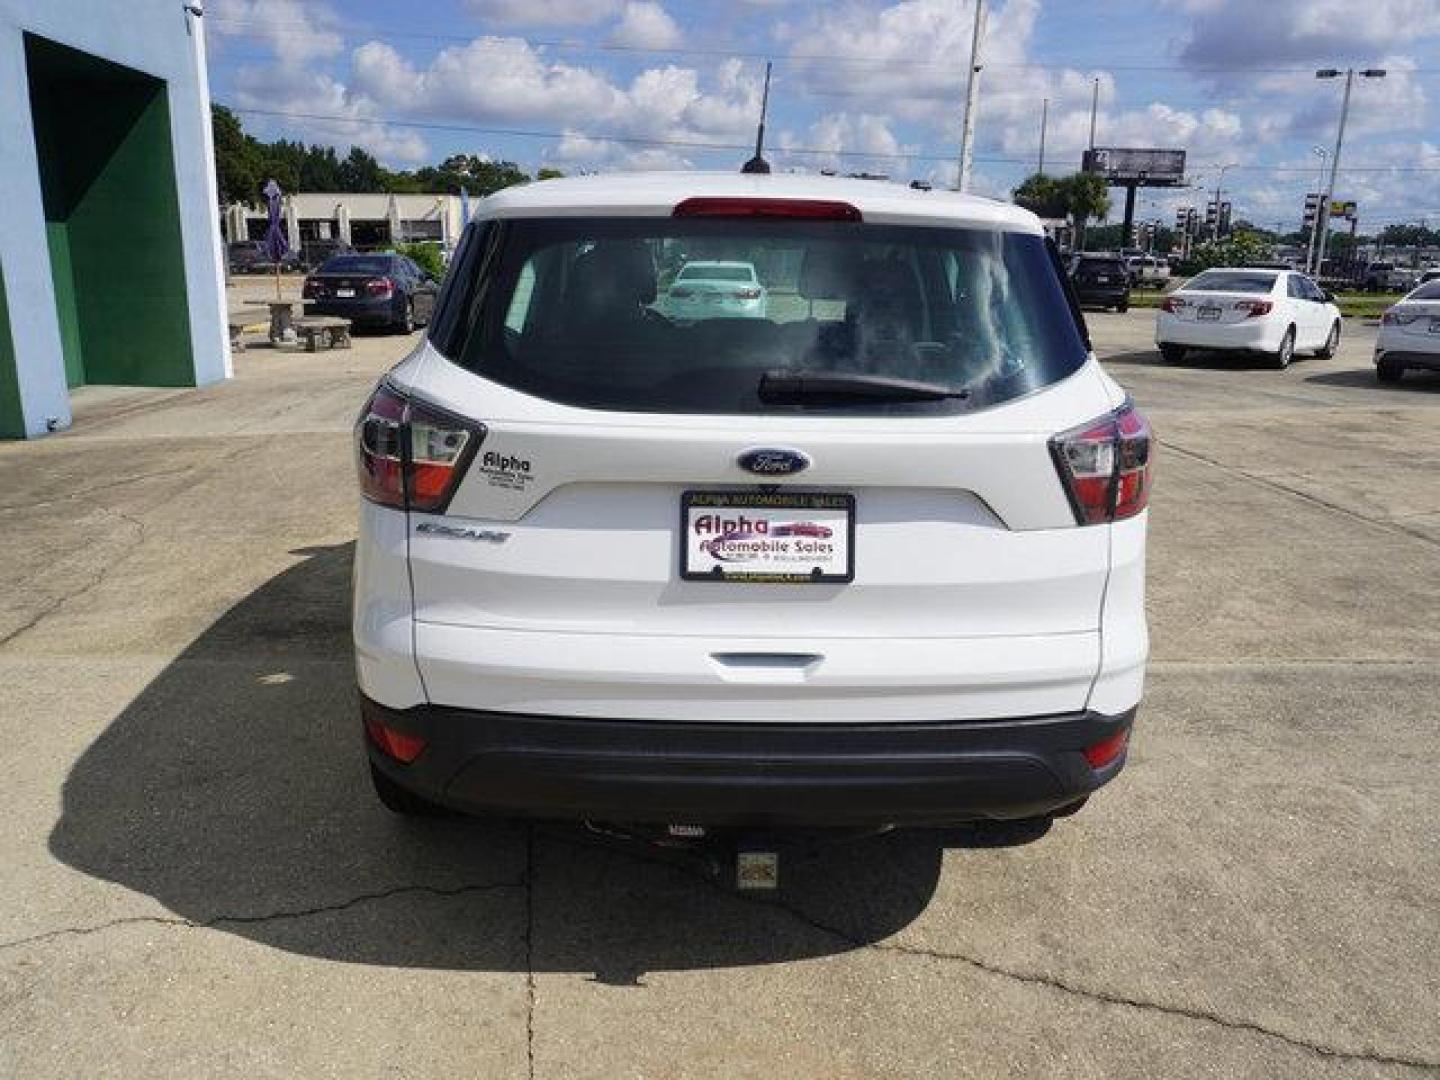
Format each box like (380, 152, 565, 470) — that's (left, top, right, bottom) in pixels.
(224, 193, 467, 261)
(0, 0, 229, 438)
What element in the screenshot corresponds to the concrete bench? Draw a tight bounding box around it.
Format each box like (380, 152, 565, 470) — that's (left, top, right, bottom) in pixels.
(293, 316, 352, 352)
(226, 312, 258, 353)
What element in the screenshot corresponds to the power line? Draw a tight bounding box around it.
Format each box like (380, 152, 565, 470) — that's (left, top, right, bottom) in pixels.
(228, 105, 1440, 175)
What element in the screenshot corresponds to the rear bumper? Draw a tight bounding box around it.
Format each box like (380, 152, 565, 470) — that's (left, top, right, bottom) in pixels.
(1074, 285, 1129, 306)
(1375, 346, 1440, 370)
(364, 696, 1135, 826)
(1155, 314, 1281, 351)
(308, 298, 399, 324)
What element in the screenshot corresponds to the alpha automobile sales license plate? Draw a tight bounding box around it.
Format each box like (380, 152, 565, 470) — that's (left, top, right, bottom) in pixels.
(681, 491, 854, 583)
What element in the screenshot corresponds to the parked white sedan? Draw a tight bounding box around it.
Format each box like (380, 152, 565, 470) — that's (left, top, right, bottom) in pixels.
(662, 260, 768, 321)
(1375, 278, 1440, 383)
(1155, 268, 1342, 369)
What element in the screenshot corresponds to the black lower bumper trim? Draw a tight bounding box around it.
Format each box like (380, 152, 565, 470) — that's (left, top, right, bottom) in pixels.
(362, 698, 1135, 826)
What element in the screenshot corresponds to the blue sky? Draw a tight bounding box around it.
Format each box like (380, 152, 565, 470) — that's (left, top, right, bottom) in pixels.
(205, 0, 1440, 233)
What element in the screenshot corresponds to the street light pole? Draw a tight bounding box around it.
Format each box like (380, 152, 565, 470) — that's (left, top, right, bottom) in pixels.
(956, 0, 987, 192)
(1314, 67, 1385, 281)
(1304, 145, 1327, 275)
(1088, 77, 1099, 149)
(1037, 97, 1048, 175)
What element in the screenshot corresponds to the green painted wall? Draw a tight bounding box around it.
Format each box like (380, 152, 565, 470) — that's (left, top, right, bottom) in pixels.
(0, 263, 23, 438)
(45, 224, 85, 388)
(26, 35, 195, 389)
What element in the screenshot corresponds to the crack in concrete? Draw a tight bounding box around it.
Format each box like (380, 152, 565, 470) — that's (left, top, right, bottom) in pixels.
(0, 464, 198, 513)
(542, 829, 1440, 1074)
(0, 506, 144, 652)
(1159, 438, 1439, 549)
(0, 878, 525, 956)
(524, 826, 537, 1080)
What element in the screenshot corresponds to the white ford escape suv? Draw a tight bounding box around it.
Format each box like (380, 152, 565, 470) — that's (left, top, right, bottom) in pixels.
(353, 172, 1151, 827)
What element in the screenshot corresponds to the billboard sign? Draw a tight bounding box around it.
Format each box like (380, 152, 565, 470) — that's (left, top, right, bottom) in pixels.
(1082, 148, 1187, 186)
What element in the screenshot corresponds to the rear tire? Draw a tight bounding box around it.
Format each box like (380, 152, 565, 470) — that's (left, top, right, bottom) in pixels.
(1159, 343, 1185, 363)
(370, 763, 452, 817)
(1270, 327, 1295, 370)
(1376, 356, 1405, 383)
(1318, 321, 1340, 359)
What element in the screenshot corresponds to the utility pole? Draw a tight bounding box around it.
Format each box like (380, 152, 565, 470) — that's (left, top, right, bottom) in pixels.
(956, 0, 987, 192)
(1212, 163, 1235, 241)
(1037, 97, 1048, 175)
(1314, 67, 1385, 281)
(1088, 77, 1099, 149)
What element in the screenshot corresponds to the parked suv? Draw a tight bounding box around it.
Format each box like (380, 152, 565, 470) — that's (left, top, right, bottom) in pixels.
(353, 173, 1151, 828)
(1070, 254, 1132, 312)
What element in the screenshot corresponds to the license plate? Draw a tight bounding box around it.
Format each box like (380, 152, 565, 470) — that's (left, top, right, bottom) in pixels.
(681, 491, 854, 583)
(1429, 318, 1440, 334)
(336, 288, 355, 298)
(1095, 276, 1111, 283)
(1198, 306, 1221, 321)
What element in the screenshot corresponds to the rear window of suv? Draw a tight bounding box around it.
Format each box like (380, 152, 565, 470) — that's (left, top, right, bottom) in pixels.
(434, 217, 1089, 415)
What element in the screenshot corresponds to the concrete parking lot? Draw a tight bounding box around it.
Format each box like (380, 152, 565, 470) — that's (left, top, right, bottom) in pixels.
(1, 311, 1436, 1078)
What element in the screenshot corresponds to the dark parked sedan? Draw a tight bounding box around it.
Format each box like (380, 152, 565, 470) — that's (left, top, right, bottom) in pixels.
(1069, 255, 1131, 312)
(301, 253, 439, 333)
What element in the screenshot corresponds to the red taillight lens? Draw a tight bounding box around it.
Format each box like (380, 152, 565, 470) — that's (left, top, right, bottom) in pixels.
(365, 277, 394, 298)
(364, 715, 428, 763)
(1160, 296, 1187, 313)
(1083, 728, 1129, 769)
(1234, 299, 1273, 318)
(355, 384, 483, 513)
(672, 197, 862, 221)
(1050, 402, 1153, 526)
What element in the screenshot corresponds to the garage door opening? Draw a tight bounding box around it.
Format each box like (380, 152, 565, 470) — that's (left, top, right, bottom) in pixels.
(25, 34, 195, 390)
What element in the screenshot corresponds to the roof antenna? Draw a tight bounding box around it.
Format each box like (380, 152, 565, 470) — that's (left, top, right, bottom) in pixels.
(742, 61, 773, 174)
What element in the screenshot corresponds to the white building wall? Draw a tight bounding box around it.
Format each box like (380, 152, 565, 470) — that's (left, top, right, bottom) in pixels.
(0, 0, 229, 437)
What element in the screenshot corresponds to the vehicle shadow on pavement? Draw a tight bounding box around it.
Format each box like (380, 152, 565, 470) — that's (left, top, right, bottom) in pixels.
(1305, 368, 1440, 392)
(1099, 348, 1290, 370)
(48, 543, 1044, 980)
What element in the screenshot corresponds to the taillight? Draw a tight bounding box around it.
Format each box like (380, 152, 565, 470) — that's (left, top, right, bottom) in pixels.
(1382, 306, 1420, 325)
(355, 383, 484, 513)
(1050, 401, 1153, 526)
(672, 197, 862, 221)
(1233, 299, 1273, 318)
(302, 277, 319, 298)
(365, 277, 394, 298)
(1160, 296, 1187, 313)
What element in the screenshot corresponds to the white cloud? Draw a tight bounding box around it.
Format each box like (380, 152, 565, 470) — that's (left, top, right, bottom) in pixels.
(210, 0, 344, 65)
(609, 2, 682, 49)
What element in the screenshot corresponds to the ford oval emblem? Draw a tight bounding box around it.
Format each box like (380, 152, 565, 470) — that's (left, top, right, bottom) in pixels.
(738, 447, 811, 476)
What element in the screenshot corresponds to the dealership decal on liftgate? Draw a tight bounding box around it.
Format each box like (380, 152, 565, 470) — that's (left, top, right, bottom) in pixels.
(477, 450, 533, 491)
(681, 491, 855, 583)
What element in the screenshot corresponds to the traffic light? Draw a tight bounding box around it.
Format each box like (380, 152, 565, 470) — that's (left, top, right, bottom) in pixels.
(1129, 223, 1140, 247)
(1174, 207, 1190, 233)
(1303, 192, 1322, 230)
(1218, 202, 1232, 237)
(1205, 201, 1218, 227)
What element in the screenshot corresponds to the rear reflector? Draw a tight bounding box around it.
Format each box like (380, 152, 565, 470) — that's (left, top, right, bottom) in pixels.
(1083, 728, 1130, 769)
(1050, 400, 1153, 525)
(364, 716, 428, 763)
(672, 197, 862, 221)
(356, 383, 484, 513)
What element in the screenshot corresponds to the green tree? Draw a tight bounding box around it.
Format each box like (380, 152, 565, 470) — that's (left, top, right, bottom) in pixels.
(211, 105, 262, 204)
(336, 147, 385, 192)
(1011, 173, 1066, 218)
(536, 167, 566, 181)
(1180, 230, 1273, 274)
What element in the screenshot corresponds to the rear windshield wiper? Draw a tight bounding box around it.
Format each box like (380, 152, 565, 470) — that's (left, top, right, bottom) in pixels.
(757, 371, 970, 405)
